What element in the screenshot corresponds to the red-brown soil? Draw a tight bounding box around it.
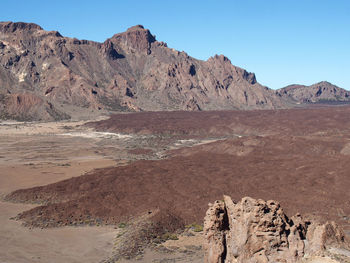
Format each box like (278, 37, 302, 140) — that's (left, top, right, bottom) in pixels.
(127, 148, 153, 155)
(88, 105, 350, 136)
(6, 106, 350, 234)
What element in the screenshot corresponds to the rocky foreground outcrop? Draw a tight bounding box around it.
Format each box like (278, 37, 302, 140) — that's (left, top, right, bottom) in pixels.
(204, 196, 349, 263)
(0, 21, 293, 120)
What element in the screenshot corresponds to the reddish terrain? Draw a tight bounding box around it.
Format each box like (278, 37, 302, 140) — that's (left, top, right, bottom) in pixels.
(277, 81, 350, 103)
(6, 106, 350, 235)
(0, 22, 292, 121)
(2, 21, 349, 123)
(88, 105, 350, 136)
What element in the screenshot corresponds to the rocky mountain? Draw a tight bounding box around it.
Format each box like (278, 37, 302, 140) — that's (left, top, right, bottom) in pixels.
(277, 81, 350, 104)
(0, 21, 292, 121)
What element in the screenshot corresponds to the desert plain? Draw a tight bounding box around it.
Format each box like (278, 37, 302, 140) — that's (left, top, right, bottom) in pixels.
(1, 105, 350, 262)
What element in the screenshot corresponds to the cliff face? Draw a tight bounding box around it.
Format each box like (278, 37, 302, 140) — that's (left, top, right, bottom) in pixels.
(0, 22, 291, 120)
(277, 81, 350, 104)
(204, 196, 349, 263)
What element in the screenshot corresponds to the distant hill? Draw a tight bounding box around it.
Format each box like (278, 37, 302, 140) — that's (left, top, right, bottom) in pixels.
(0, 22, 292, 121)
(277, 81, 350, 104)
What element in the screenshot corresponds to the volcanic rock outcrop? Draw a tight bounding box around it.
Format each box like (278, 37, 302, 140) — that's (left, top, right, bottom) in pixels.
(204, 196, 349, 263)
(277, 81, 350, 104)
(0, 21, 293, 120)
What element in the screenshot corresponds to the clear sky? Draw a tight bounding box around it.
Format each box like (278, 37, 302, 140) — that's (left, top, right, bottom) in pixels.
(2, 0, 350, 90)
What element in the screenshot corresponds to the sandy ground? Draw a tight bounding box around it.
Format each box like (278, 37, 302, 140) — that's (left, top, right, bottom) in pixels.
(0, 119, 220, 263)
(1, 112, 350, 263)
(0, 201, 117, 263)
(304, 258, 340, 263)
(0, 119, 92, 136)
(0, 119, 207, 263)
(0, 120, 120, 263)
(0, 159, 116, 196)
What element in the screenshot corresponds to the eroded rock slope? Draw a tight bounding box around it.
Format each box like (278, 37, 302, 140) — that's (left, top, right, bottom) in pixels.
(277, 81, 350, 104)
(0, 21, 292, 120)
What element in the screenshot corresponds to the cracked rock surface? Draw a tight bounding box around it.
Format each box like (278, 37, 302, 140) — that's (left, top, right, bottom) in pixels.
(204, 196, 349, 263)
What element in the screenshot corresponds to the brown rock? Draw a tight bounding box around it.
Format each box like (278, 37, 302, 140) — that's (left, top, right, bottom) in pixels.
(0, 92, 68, 121)
(112, 24, 156, 54)
(204, 200, 228, 263)
(277, 81, 350, 103)
(0, 21, 42, 33)
(204, 196, 348, 263)
(305, 221, 348, 255)
(0, 21, 294, 121)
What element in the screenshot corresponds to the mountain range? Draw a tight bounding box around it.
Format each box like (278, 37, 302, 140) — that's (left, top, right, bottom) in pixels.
(0, 22, 348, 121)
(277, 81, 350, 103)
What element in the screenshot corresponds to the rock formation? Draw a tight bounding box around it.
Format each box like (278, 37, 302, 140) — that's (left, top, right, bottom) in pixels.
(277, 81, 350, 103)
(0, 21, 293, 121)
(204, 196, 349, 263)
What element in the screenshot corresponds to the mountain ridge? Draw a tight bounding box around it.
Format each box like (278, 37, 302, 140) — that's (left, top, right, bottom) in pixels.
(0, 21, 303, 120)
(277, 81, 350, 103)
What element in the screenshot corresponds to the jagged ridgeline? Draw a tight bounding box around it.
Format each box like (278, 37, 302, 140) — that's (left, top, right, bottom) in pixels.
(0, 22, 292, 121)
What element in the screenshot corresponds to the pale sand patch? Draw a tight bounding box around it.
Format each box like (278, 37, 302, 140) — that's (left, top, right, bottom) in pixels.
(162, 231, 203, 250)
(0, 120, 84, 136)
(303, 257, 340, 263)
(0, 159, 116, 196)
(18, 71, 27, 82)
(0, 155, 117, 263)
(118, 248, 203, 263)
(0, 119, 121, 263)
(340, 142, 350, 155)
(0, 116, 108, 136)
(60, 131, 132, 140)
(0, 201, 117, 263)
(171, 138, 223, 149)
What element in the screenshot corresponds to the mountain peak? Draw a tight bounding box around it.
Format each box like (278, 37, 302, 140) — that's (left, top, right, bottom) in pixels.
(112, 24, 156, 54)
(126, 25, 145, 31)
(124, 24, 155, 42)
(313, 81, 332, 86)
(278, 81, 349, 103)
(0, 21, 43, 33)
(209, 54, 231, 63)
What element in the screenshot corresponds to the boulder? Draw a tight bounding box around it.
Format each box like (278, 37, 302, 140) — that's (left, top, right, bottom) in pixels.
(204, 196, 349, 263)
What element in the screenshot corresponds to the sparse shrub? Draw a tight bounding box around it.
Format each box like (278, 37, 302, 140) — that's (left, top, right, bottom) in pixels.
(162, 232, 178, 240)
(58, 163, 71, 166)
(118, 222, 127, 228)
(116, 232, 125, 238)
(193, 224, 203, 232)
(186, 223, 203, 232)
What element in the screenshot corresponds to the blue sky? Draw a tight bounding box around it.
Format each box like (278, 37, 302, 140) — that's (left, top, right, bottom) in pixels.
(2, 0, 350, 90)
